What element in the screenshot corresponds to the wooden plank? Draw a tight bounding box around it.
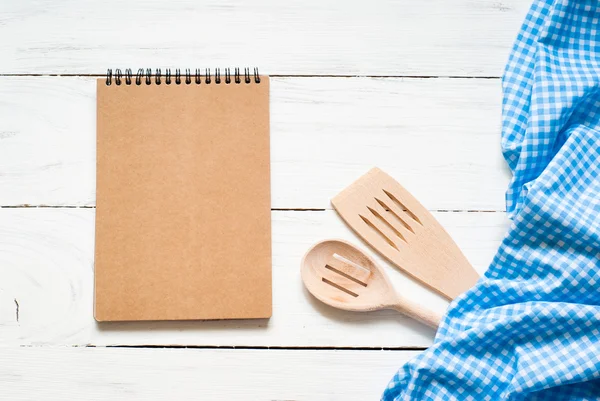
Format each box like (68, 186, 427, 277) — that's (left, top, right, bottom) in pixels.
(1, 0, 528, 76)
(0, 76, 510, 210)
(0, 208, 507, 347)
(1, 347, 418, 401)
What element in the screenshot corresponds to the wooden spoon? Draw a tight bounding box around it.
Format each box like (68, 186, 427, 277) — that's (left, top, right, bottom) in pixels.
(301, 239, 442, 328)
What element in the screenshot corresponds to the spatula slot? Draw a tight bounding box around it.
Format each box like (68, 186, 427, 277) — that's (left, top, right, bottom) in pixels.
(374, 198, 415, 234)
(325, 264, 368, 286)
(367, 206, 407, 242)
(322, 277, 359, 297)
(383, 189, 422, 225)
(359, 214, 399, 251)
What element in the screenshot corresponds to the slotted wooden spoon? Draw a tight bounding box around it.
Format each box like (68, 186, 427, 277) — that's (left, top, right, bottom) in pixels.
(331, 168, 480, 299)
(301, 239, 442, 328)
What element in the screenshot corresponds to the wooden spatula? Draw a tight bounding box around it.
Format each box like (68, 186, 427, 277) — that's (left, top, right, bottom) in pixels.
(301, 239, 442, 328)
(331, 168, 479, 299)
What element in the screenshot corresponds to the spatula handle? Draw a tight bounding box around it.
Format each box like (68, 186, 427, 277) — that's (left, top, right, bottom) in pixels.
(391, 297, 443, 329)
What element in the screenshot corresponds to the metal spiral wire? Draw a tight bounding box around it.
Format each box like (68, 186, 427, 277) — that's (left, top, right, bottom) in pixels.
(106, 67, 260, 85)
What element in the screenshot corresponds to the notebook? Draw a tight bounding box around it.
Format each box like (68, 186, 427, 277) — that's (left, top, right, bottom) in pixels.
(94, 68, 271, 322)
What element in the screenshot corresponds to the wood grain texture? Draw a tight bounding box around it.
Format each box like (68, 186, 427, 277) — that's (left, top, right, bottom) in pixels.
(1, 0, 528, 76)
(0, 208, 507, 347)
(2, 347, 417, 401)
(0, 0, 519, 397)
(0, 76, 510, 210)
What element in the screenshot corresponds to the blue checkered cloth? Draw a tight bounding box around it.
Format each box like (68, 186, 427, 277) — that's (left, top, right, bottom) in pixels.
(382, 1, 600, 400)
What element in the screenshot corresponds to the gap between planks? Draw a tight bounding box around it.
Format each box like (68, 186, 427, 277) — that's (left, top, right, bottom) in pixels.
(0, 205, 505, 213)
(0, 73, 501, 80)
(17, 344, 428, 351)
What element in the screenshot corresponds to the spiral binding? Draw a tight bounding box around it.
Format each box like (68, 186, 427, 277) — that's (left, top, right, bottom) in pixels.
(106, 67, 261, 86)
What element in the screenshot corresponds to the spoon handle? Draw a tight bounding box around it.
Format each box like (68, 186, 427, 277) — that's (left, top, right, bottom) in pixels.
(391, 296, 443, 329)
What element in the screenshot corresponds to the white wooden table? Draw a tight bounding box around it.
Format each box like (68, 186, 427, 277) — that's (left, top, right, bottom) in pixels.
(0, 1, 528, 399)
